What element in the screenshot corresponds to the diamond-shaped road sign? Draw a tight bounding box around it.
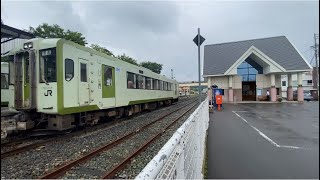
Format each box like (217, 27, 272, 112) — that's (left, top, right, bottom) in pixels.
(193, 34, 205, 46)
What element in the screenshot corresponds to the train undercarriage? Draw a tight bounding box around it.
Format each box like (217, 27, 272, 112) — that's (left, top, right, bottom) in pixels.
(1, 99, 177, 139)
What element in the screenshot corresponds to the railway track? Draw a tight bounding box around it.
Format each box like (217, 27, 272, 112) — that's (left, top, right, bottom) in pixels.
(39, 100, 199, 179)
(1, 97, 196, 160)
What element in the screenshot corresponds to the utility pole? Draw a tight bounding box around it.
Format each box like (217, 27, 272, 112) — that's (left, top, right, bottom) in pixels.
(314, 33, 319, 100)
(171, 69, 174, 79)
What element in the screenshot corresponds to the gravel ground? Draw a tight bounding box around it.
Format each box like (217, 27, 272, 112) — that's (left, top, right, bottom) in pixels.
(1, 97, 197, 179)
(116, 99, 204, 179)
(60, 101, 199, 179)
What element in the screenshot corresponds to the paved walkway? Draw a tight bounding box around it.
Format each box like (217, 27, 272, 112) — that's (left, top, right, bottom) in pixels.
(207, 102, 319, 179)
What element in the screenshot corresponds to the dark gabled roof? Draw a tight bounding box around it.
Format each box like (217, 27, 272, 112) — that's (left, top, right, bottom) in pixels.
(1, 23, 35, 40)
(203, 36, 311, 75)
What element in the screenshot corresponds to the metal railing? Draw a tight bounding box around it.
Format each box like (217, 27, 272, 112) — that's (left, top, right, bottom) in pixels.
(136, 98, 209, 179)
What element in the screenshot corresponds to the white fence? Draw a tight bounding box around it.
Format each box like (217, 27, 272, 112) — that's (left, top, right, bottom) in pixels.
(136, 98, 209, 179)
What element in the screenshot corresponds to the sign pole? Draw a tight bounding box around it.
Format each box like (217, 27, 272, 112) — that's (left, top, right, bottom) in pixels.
(193, 28, 205, 104)
(198, 28, 201, 104)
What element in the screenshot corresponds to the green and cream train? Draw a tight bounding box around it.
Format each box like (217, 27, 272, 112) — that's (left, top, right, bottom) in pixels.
(1, 62, 13, 107)
(2, 38, 179, 137)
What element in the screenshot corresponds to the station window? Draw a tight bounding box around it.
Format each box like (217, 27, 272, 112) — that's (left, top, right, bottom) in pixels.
(1, 73, 9, 89)
(104, 65, 113, 86)
(80, 63, 87, 82)
(146, 77, 152, 90)
(127, 72, 135, 89)
(282, 81, 286, 86)
(65, 59, 74, 81)
(136, 74, 145, 89)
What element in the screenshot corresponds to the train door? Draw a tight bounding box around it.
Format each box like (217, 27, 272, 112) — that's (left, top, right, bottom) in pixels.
(102, 64, 115, 106)
(78, 58, 90, 105)
(13, 51, 36, 109)
(24, 53, 30, 106)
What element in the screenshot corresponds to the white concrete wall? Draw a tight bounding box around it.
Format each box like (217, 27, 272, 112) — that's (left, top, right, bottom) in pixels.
(281, 71, 314, 98)
(210, 76, 229, 89)
(256, 74, 271, 88)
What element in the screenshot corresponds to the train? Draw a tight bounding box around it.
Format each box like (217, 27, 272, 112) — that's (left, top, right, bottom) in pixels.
(1, 62, 12, 107)
(1, 38, 179, 139)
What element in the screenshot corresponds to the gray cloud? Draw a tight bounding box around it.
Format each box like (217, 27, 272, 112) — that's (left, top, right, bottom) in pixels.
(1, 1, 319, 82)
(1, 1, 86, 36)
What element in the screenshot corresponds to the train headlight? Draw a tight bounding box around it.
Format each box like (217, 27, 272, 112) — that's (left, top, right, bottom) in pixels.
(23, 42, 33, 49)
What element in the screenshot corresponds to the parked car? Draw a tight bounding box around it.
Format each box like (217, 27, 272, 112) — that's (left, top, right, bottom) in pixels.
(293, 90, 314, 101)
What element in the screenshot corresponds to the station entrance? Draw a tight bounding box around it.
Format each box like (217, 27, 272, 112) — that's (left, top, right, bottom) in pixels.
(242, 81, 256, 101)
(237, 58, 263, 101)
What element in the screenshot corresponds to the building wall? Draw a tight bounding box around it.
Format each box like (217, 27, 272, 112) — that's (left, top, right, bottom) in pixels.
(1, 38, 27, 55)
(208, 74, 282, 102)
(280, 71, 314, 98)
(179, 82, 208, 95)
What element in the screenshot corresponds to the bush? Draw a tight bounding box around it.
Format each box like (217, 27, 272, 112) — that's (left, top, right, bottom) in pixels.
(277, 97, 282, 102)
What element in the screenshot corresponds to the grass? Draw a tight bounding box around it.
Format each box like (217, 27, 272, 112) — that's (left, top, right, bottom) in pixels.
(202, 130, 209, 179)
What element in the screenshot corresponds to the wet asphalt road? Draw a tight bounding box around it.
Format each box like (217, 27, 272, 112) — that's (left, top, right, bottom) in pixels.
(207, 102, 319, 179)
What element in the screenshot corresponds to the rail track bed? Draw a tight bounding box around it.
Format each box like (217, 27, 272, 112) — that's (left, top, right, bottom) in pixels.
(1, 97, 200, 179)
(1, 97, 192, 158)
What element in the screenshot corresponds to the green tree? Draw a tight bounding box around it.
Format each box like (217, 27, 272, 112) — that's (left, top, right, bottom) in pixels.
(29, 23, 87, 46)
(90, 44, 114, 57)
(140, 61, 163, 74)
(117, 54, 139, 66)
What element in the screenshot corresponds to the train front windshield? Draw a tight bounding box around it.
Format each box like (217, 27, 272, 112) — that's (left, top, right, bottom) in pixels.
(39, 48, 57, 83)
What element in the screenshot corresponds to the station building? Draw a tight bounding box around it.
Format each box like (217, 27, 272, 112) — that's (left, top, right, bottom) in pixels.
(178, 82, 208, 95)
(203, 36, 313, 102)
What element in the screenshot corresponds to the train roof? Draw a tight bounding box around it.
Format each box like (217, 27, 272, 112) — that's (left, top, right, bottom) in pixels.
(5, 38, 178, 83)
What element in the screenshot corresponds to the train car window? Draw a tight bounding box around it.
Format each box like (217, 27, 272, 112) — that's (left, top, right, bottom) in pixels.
(1, 73, 9, 89)
(65, 59, 74, 81)
(39, 48, 56, 83)
(104, 65, 113, 86)
(146, 77, 152, 90)
(152, 79, 158, 90)
(127, 72, 135, 89)
(80, 63, 87, 82)
(157, 80, 161, 90)
(24, 54, 29, 83)
(136, 75, 145, 89)
(9, 57, 15, 85)
(159, 80, 163, 90)
(175, 84, 177, 94)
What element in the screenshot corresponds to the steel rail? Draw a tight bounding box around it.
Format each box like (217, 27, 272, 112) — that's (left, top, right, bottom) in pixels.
(102, 101, 199, 179)
(38, 99, 198, 179)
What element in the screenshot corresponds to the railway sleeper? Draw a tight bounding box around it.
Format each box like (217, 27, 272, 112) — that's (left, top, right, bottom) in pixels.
(1, 99, 179, 139)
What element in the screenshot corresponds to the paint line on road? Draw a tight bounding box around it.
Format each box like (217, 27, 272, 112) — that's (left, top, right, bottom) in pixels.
(232, 111, 307, 150)
(279, 145, 310, 150)
(232, 111, 248, 113)
(232, 111, 280, 147)
(312, 124, 319, 128)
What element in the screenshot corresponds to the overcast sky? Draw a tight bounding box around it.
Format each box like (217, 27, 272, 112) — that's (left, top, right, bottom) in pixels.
(1, 0, 319, 82)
